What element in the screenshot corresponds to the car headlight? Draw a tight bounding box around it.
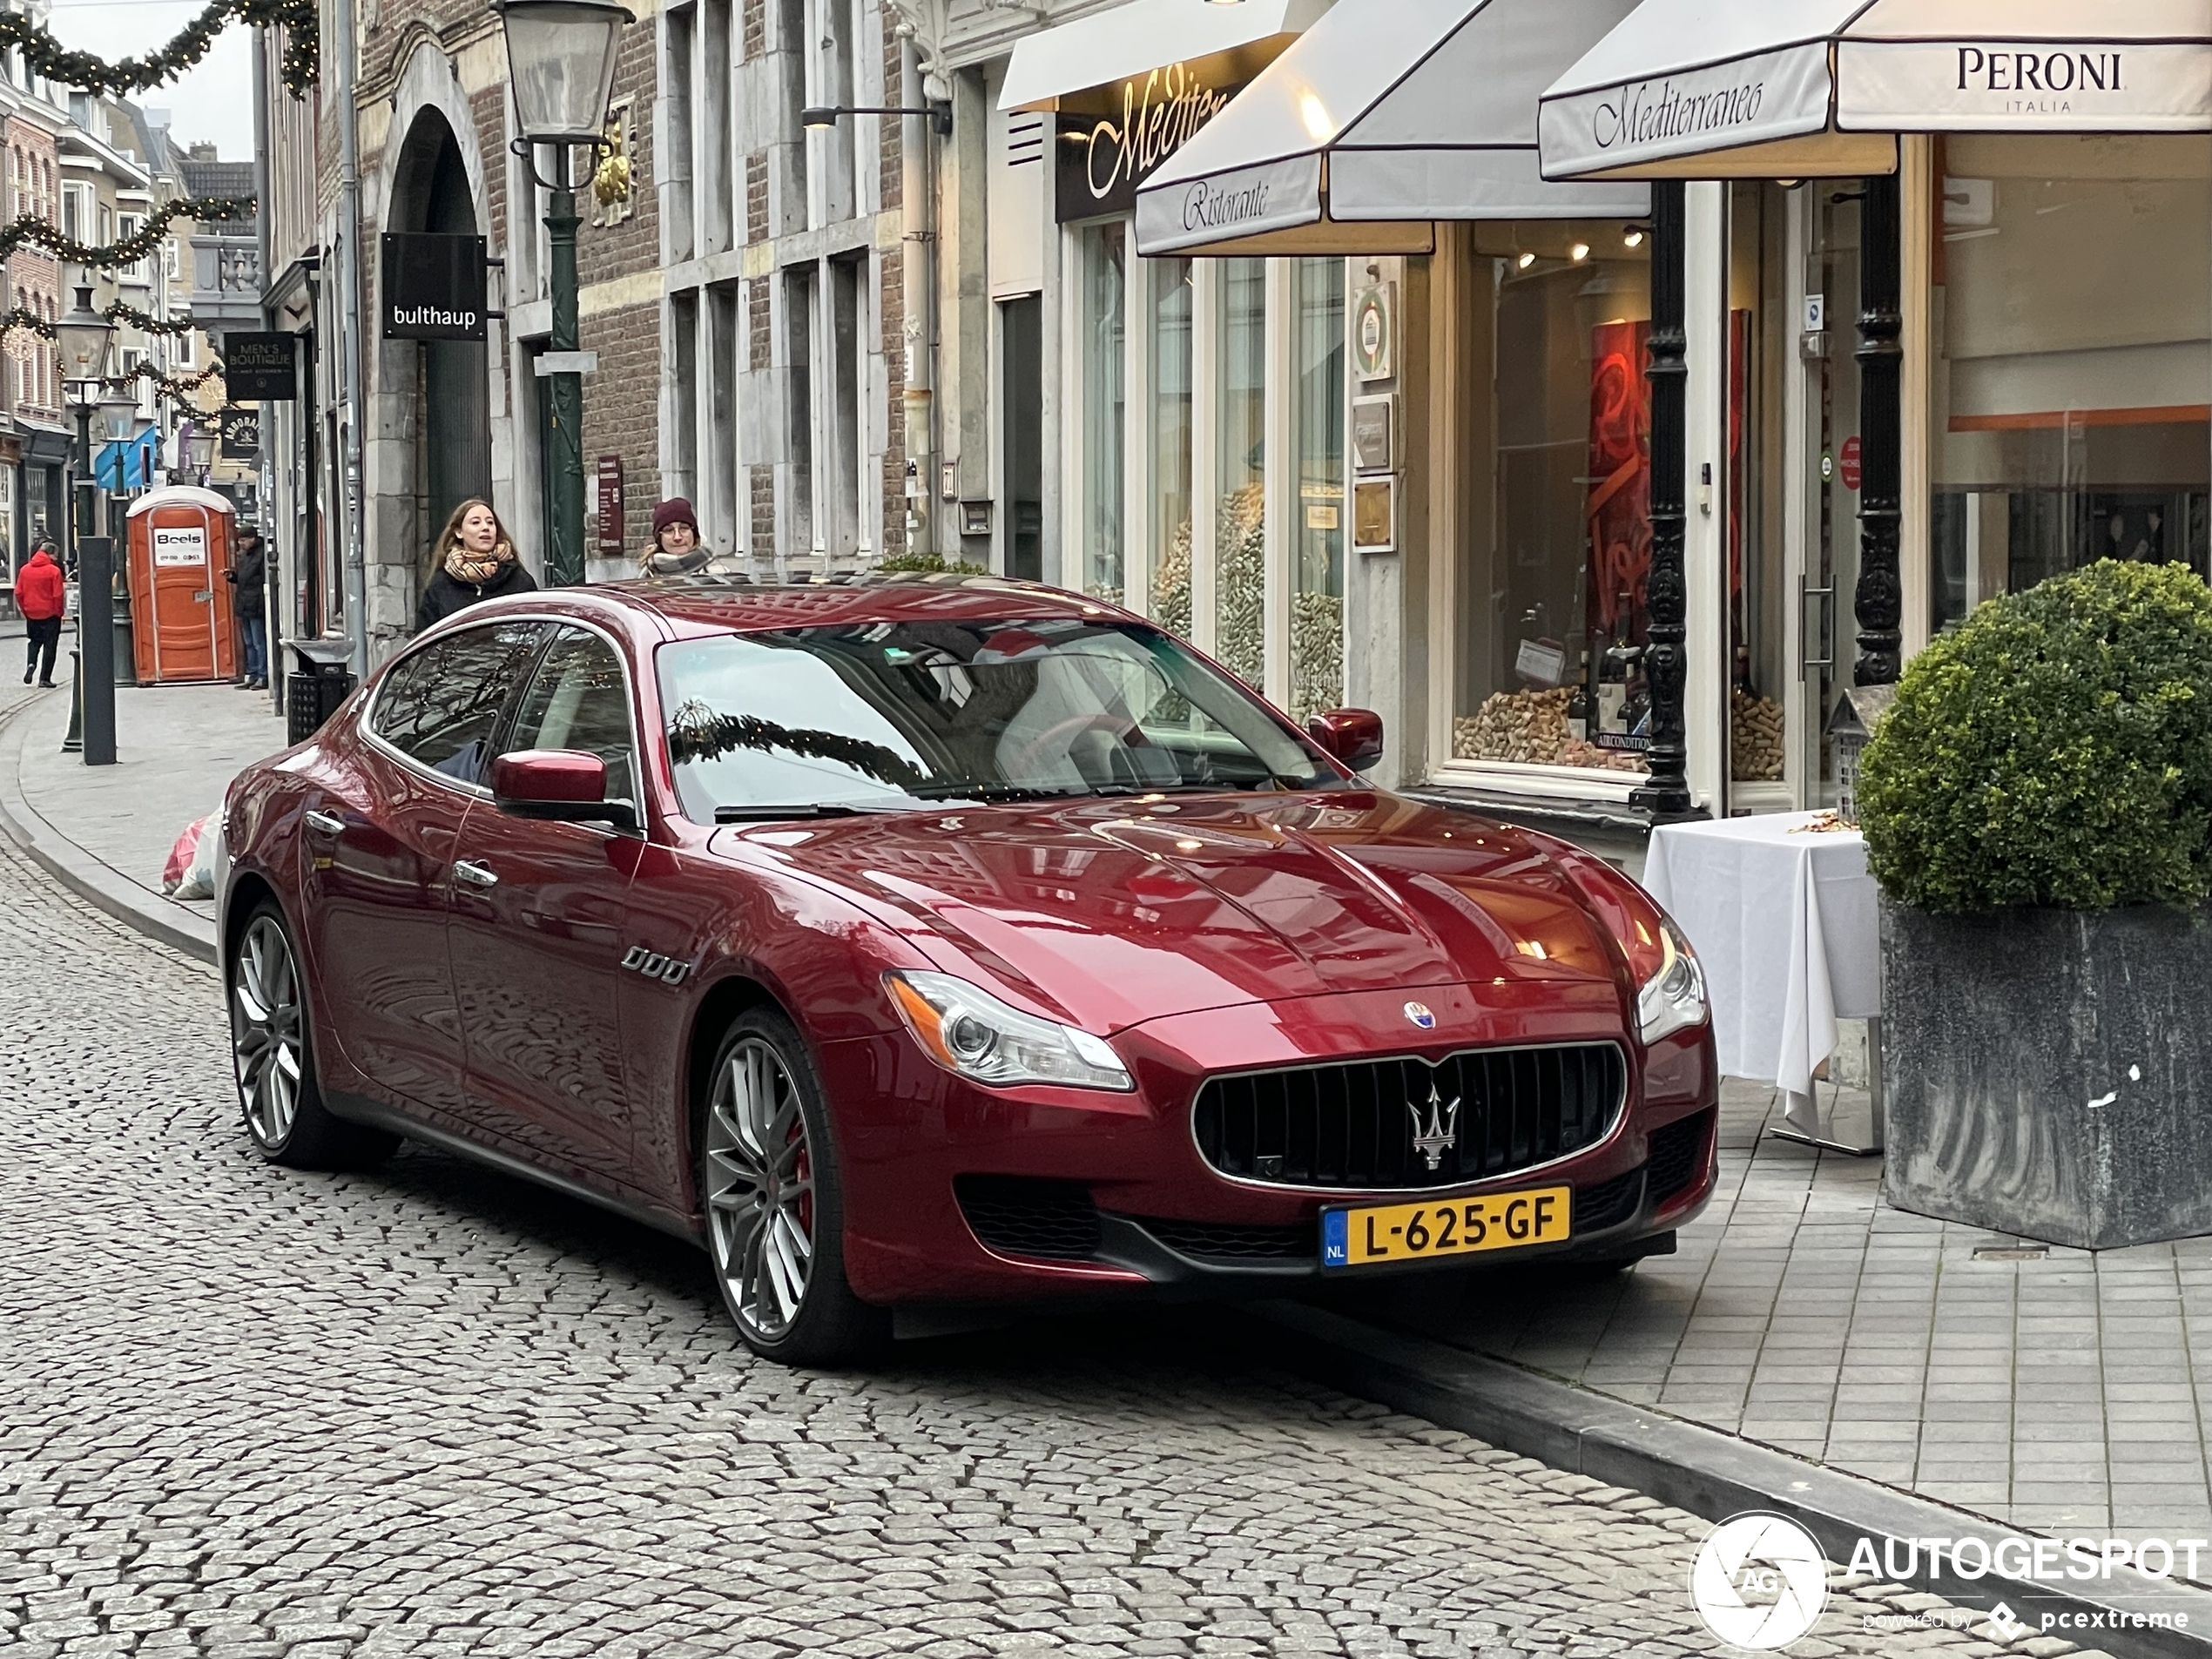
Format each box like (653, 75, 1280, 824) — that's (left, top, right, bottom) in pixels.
(1635, 918, 1709, 1046)
(886, 970, 1133, 1091)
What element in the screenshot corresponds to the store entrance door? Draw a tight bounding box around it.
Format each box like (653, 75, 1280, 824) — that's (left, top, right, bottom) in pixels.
(1799, 185, 1863, 809)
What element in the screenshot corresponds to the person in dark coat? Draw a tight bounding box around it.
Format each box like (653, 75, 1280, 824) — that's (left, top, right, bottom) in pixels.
(416, 497, 536, 631)
(16, 542, 64, 688)
(226, 528, 268, 690)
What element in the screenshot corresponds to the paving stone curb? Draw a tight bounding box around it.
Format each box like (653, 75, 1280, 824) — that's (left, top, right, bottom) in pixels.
(1251, 1300, 2212, 1658)
(0, 689, 217, 964)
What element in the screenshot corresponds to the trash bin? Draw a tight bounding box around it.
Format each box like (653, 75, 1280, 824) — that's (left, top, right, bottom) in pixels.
(286, 638, 358, 745)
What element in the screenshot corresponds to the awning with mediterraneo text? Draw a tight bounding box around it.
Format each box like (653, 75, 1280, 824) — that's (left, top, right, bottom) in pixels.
(998, 0, 1334, 114)
(1539, 0, 2212, 181)
(1134, 0, 1649, 257)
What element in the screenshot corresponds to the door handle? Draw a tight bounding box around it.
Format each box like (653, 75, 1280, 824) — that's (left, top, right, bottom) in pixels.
(1800, 577, 1836, 675)
(453, 860, 500, 889)
(304, 809, 345, 837)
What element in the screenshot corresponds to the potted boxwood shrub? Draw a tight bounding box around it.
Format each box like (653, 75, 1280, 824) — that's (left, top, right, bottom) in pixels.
(1859, 559, 2212, 1248)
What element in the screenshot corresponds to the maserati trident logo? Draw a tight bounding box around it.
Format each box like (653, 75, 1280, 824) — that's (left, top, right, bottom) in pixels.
(1407, 1083, 1460, 1171)
(1403, 1001, 1436, 1030)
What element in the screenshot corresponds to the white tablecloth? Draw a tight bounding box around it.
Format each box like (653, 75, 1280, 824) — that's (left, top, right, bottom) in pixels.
(1642, 812, 1880, 1131)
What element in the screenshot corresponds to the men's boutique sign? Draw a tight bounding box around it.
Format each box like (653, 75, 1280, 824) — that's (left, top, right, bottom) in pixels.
(1055, 64, 1239, 221)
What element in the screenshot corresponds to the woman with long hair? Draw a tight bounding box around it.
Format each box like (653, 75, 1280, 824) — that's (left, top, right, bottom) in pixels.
(417, 497, 536, 631)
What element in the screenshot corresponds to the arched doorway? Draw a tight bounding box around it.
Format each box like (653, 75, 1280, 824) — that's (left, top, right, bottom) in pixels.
(390, 110, 491, 581)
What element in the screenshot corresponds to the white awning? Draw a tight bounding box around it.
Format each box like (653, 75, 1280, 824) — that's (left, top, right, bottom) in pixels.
(999, 0, 1335, 114)
(1134, 0, 1649, 257)
(1540, 0, 2212, 180)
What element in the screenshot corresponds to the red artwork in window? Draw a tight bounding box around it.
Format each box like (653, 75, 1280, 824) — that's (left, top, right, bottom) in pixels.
(1586, 319, 1651, 646)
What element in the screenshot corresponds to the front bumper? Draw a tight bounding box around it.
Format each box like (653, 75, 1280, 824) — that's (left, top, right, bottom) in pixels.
(819, 982, 1717, 1305)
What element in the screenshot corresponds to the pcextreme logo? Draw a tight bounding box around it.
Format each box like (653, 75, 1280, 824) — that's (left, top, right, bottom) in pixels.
(1690, 1514, 1827, 1649)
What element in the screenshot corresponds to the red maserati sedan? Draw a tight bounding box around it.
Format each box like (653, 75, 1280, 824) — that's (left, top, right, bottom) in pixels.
(221, 575, 1716, 1364)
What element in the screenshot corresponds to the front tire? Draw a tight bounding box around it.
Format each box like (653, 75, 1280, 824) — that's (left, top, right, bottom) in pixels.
(228, 900, 397, 1170)
(701, 1008, 887, 1366)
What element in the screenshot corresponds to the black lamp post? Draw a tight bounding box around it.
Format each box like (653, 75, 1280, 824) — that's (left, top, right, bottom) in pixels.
(496, 0, 632, 588)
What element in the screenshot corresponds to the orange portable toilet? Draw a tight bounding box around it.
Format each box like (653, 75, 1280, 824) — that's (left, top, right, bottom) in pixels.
(125, 485, 237, 685)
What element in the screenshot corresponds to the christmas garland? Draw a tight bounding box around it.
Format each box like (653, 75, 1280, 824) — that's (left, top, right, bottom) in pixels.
(0, 301, 201, 348)
(3, 195, 252, 266)
(0, 0, 317, 98)
(105, 301, 197, 339)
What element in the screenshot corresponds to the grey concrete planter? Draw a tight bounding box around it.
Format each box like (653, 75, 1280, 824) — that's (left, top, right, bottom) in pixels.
(1881, 900, 2212, 1250)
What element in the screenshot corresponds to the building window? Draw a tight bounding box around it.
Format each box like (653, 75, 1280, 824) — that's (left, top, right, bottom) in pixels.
(1446, 220, 1654, 779)
(1143, 256, 1193, 632)
(1211, 257, 1268, 688)
(1929, 135, 2211, 627)
(1075, 219, 1124, 601)
(1291, 257, 1345, 721)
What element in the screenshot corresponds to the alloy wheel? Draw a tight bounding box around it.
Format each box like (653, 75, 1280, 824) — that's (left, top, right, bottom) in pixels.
(705, 1036, 815, 1340)
(232, 914, 305, 1148)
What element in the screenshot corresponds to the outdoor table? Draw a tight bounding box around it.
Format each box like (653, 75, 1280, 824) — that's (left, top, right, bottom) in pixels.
(1641, 810, 1884, 1152)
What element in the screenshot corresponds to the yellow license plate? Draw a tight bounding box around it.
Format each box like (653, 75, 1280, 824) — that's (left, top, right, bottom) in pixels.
(1321, 1186, 1571, 1269)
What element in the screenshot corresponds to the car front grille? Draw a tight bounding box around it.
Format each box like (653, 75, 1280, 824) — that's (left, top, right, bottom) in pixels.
(1647, 1110, 1713, 1205)
(1574, 1167, 1645, 1232)
(1192, 1043, 1627, 1191)
(1131, 1217, 1316, 1263)
(954, 1176, 1100, 1260)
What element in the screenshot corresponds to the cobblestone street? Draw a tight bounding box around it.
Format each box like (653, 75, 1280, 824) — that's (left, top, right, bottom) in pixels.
(0, 829, 2079, 1657)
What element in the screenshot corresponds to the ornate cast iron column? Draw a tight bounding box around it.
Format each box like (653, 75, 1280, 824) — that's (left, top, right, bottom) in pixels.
(1854, 170, 1904, 685)
(1630, 181, 1695, 818)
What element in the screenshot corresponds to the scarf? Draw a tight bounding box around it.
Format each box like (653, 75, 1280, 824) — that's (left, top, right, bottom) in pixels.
(644, 544, 714, 578)
(446, 539, 515, 587)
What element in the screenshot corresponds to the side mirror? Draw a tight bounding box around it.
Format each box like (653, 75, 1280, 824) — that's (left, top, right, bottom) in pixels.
(492, 749, 637, 829)
(1306, 708, 1386, 773)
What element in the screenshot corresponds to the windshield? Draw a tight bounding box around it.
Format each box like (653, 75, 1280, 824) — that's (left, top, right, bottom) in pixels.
(657, 617, 1343, 819)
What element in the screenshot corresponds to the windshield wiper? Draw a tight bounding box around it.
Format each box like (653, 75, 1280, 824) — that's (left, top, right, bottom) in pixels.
(714, 802, 910, 822)
(908, 782, 1072, 803)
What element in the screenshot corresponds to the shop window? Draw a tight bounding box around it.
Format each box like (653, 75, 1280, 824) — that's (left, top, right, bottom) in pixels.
(1727, 181, 1790, 786)
(1146, 256, 1193, 634)
(1076, 219, 1125, 600)
(1213, 257, 1267, 686)
(1291, 257, 1344, 721)
(1930, 136, 2212, 628)
(1450, 221, 1652, 777)
(1000, 295, 1043, 582)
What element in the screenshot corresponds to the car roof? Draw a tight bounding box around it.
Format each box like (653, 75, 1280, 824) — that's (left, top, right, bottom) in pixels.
(577, 572, 1134, 638)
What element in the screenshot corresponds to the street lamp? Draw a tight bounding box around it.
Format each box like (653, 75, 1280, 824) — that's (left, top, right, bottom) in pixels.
(801, 102, 952, 137)
(57, 285, 113, 562)
(497, 0, 632, 587)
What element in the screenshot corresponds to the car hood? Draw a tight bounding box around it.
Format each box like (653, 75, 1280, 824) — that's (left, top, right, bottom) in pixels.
(720, 792, 1632, 1033)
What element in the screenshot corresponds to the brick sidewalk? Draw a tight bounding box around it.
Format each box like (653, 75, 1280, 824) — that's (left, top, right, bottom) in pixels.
(1360, 1080, 2212, 1550)
(7, 676, 287, 909)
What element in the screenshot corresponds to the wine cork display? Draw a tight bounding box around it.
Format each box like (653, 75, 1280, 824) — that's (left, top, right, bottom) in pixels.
(1453, 687, 1648, 772)
(1731, 689, 1785, 781)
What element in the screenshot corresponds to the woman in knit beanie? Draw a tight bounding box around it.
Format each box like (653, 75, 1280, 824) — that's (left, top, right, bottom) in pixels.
(640, 497, 726, 578)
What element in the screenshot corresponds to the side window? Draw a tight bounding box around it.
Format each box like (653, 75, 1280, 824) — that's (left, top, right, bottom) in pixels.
(370, 622, 548, 786)
(504, 625, 637, 801)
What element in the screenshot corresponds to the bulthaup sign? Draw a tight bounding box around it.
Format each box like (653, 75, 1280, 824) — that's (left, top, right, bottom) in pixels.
(381, 233, 488, 342)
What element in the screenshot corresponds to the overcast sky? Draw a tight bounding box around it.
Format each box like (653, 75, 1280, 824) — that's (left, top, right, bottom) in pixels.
(53, 0, 254, 159)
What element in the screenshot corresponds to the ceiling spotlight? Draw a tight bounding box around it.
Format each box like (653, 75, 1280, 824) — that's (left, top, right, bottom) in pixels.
(1623, 228, 1645, 247)
(1569, 241, 1590, 261)
(1516, 251, 1536, 269)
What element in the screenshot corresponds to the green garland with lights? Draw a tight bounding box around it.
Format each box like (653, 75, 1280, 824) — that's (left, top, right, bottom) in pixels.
(5, 194, 251, 266)
(0, 0, 316, 97)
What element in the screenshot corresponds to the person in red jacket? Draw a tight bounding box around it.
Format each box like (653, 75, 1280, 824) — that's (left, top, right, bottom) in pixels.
(17, 542, 64, 688)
